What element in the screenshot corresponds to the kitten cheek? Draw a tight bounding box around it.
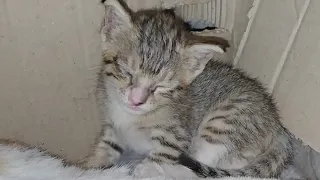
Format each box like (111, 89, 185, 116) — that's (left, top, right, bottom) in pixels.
(152, 92, 169, 105)
(152, 91, 163, 99)
(119, 82, 132, 95)
(145, 94, 157, 106)
(118, 87, 126, 94)
(106, 77, 120, 88)
(155, 88, 174, 98)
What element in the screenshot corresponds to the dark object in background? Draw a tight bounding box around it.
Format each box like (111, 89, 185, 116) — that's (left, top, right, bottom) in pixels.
(185, 20, 216, 32)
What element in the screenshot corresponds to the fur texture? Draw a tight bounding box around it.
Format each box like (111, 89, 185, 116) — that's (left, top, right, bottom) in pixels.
(85, 0, 294, 179)
(0, 140, 279, 180)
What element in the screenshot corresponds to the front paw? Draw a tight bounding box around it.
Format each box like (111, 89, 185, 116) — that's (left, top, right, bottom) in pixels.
(83, 155, 113, 169)
(133, 161, 165, 178)
(132, 161, 198, 178)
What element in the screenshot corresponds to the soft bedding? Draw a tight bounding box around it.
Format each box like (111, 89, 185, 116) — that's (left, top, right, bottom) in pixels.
(0, 142, 277, 180)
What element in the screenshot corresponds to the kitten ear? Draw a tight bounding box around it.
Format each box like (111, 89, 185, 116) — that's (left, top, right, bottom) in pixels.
(101, 0, 133, 45)
(181, 35, 229, 84)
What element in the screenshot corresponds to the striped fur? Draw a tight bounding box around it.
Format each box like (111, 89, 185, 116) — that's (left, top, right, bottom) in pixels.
(0, 139, 288, 180)
(85, 0, 294, 179)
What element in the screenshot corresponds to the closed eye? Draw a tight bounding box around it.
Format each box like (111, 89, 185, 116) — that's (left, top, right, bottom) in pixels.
(119, 67, 133, 83)
(125, 72, 133, 85)
(126, 72, 133, 80)
(155, 85, 166, 89)
(151, 85, 168, 93)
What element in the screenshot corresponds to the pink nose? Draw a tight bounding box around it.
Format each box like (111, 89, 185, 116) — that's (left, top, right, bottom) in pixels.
(128, 87, 149, 106)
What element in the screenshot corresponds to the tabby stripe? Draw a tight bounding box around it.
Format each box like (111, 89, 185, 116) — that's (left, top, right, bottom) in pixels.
(231, 98, 248, 104)
(147, 157, 164, 163)
(224, 119, 237, 124)
(113, 62, 121, 72)
(219, 104, 236, 111)
(178, 152, 215, 177)
(112, 56, 118, 61)
(251, 166, 261, 176)
(151, 136, 182, 152)
(175, 85, 184, 91)
(269, 152, 278, 162)
(105, 72, 119, 79)
(205, 127, 234, 135)
(153, 152, 178, 161)
(167, 127, 189, 142)
(175, 135, 189, 142)
(238, 170, 246, 176)
(154, 125, 189, 142)
(208, 116, 227, 122)
(159, 93, 171, 98)
(102, 123, 113, 129)
(99, 124, 113, 137)
(104, 60, 113, 64)
(252, 122, 264, 135)
(200, 135, 224, 144)
(218, 169, 231, 176)
(102, 140, 123, 154)
(260, 159, 271, 171)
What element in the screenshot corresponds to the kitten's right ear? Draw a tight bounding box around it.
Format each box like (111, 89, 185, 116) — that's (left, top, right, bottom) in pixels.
(101, 0, 133, 43)
(179, 35, 229, 85)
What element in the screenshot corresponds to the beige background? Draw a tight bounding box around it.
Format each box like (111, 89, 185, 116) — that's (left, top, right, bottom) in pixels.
(0, 0, 103, 161)
(235, 0, 320, 152)
(0, 0, 319, 162)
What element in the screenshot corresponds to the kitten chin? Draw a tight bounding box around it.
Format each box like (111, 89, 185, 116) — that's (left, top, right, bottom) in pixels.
(119, 102, 153, 116)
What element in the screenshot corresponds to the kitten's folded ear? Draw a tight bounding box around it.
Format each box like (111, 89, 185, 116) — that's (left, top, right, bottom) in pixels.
(101, 0, 133, 48)
(180, 35, 230, 84)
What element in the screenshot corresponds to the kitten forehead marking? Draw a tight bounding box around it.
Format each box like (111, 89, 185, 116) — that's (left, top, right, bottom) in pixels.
(134, 10, 185, 75)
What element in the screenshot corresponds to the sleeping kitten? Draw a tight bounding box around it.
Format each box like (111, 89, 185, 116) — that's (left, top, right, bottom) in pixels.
(86, 0, 294, 178)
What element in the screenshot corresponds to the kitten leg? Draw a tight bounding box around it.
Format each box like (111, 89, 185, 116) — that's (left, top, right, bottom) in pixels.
(133, 124, 189, 177)
(192, 109, 235, 167)
(147, 124, 189, 163)
(179, 104, 293, 178)
(192, 138, 228, 167)
(85, 123, 124, 168)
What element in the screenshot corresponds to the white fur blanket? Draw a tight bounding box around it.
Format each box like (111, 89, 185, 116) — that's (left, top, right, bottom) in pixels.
(0, 143, 277, 180)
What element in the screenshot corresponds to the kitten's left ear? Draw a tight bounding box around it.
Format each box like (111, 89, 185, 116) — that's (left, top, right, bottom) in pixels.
(180, 35, 230, 84)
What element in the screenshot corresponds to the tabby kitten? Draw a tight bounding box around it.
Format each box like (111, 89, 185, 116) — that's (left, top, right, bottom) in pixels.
(86, 0, 294, 178)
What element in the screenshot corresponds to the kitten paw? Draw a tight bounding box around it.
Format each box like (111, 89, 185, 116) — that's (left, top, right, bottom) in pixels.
(133, 162, 164, 178)
(83, 155, 113, 169)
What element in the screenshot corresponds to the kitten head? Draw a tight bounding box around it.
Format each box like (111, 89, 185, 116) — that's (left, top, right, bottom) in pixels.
(100, 0, 229, 115)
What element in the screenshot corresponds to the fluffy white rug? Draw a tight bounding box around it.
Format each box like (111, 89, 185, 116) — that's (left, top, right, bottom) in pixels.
(0, 143, 277, 180)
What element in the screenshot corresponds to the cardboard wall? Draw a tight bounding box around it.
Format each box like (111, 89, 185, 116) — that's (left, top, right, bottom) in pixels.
(0, 0, 104, 161)
(235, 0, 320, 152)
